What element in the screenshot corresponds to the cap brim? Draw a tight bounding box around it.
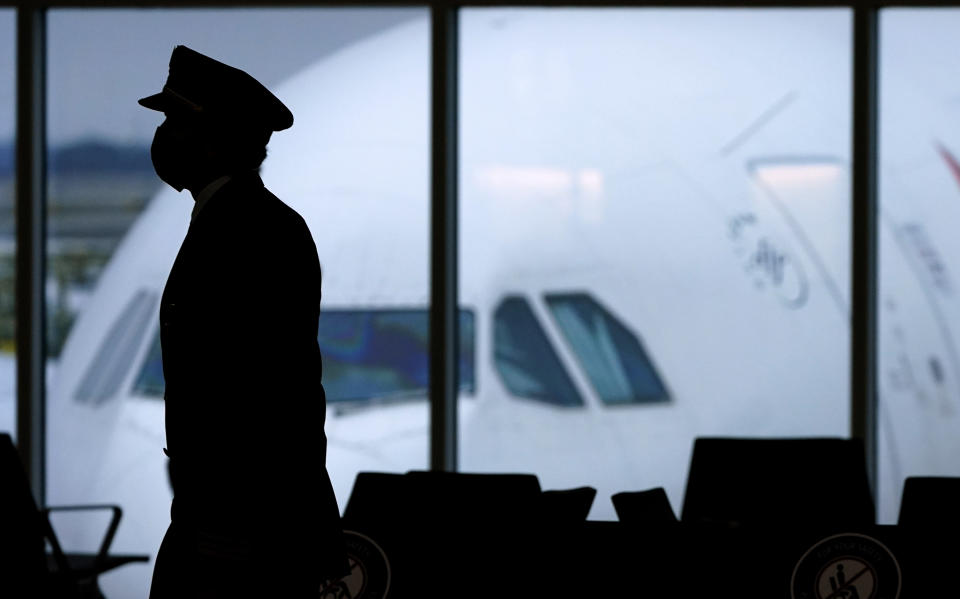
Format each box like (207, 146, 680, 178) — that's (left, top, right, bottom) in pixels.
(139, 90, 202, 115)
(138, 92, 171, 111)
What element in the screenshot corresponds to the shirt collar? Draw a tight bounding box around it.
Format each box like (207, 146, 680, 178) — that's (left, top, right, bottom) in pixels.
(191, 175, 232, 221)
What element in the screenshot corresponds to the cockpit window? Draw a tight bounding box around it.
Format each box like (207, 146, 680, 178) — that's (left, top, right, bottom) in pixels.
(132, 308, 476, 403)
(545, 293, 669, 405)
(76, 289, 157, 405)
(494, 296, 583, 407)
(132, 330, 164, 398)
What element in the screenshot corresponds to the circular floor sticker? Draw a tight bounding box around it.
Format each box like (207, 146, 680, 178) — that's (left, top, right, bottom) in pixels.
(319, 530, 391, 599)
(791, 533, 901, 599)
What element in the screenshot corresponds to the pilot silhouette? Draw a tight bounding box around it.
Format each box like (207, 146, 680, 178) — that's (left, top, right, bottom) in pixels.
(140, 45, 348, 597)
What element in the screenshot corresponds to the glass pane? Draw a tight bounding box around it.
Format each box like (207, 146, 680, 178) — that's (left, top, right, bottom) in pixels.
(0, 11, 13, 441)
(460, 9, 852, 519)
(879, 9, 960, 524)
(45, 9, 426, 597)
(494, 296, 583, 406)
(546, 293, 669, 405)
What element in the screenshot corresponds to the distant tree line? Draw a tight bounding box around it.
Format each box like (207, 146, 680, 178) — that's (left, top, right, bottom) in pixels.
(0, 139, 154, 358)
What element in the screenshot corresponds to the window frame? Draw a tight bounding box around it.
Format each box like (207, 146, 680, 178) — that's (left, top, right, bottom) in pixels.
(8, 0, 892, 505)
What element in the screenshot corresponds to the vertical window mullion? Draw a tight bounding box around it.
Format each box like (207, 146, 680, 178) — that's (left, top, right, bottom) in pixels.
(851, 3, 879, 495)
(429, 3, 459, 472)
(15, 5, 46, 505)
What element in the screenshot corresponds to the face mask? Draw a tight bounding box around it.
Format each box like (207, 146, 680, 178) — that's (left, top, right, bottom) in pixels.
(151, 121, 191, 192)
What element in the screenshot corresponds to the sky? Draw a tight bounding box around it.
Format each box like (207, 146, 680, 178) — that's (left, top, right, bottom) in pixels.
(2, 7, 959, 147)
(0, 8, 419, 145)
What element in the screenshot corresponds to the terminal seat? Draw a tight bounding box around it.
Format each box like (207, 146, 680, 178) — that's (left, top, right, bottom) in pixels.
(898, 476, 960, 529)
(681, 437, 875, 527)
(612, 487, 677, 524)
(342, 470, 544, 597)
(0, 433, 148, 598)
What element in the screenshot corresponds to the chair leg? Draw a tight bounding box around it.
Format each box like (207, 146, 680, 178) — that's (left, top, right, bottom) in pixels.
(76, 577, 105, 599)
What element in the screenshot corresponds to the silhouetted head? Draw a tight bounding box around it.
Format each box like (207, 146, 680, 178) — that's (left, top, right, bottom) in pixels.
(149, 110, 271, 192)
(138, 45, 293, 192)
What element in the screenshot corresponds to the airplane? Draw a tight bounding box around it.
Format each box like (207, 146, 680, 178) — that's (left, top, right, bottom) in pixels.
(27, 9, 960, 597)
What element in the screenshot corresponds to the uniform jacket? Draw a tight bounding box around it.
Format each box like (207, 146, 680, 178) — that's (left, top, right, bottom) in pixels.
(158, 171, 346, 578)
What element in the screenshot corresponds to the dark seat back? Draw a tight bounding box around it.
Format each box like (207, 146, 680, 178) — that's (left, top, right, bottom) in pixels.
(541, 486, 596, 523)
(342, 471, 408, 527)
(899, 476, 960, 528)
(342, 470, 542, 597)
(0, 434, 48, 592)
(403, 469, 542, 524)
(681, 437, 875, 527)
(612, 487, 677, 524)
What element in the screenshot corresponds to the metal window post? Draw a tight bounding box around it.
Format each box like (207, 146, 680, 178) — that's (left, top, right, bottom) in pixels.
(15, 5, 47, 504)
(429, 3, 459, 472)
(851, 4, 879, 494)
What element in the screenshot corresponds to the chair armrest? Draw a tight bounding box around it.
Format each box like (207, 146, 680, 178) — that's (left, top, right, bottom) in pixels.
(42, 504, 123, 572)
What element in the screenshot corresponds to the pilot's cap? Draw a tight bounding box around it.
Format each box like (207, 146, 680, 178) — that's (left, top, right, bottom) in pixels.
(138, 45, 293, 132)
